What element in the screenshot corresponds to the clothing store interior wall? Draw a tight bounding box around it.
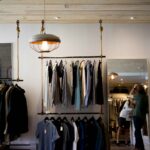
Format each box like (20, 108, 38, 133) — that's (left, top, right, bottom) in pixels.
(0, 23, 150, 145)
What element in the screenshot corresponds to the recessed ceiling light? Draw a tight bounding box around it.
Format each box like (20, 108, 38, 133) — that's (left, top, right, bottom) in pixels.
(137, 66, 142, 70)
(130, 16, 135, 20)
(54, 16, 61, 20)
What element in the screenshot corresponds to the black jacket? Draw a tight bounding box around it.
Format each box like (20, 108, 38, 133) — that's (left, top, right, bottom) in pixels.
(7, 85, 28, 140)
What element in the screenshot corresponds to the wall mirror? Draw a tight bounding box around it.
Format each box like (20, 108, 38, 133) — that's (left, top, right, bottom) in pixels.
(0, 43, 12, 80)
(107, 59, 149, 148)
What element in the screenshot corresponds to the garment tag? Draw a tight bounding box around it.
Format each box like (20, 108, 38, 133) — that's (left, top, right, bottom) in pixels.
(44, 129, 47, 134)
(60, 126, 63, 131)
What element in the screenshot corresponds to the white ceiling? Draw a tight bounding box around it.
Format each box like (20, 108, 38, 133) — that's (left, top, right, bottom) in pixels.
(0, 0, 150, 23)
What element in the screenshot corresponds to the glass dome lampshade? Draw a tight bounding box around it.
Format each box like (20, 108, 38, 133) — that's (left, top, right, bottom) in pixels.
(110, 72, 119, 80)
(29, 20, 61, 53)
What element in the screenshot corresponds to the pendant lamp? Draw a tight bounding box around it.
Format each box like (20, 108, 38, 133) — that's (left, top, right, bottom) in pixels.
(29, 0, 61, 53)
(109, 72, 119, 80)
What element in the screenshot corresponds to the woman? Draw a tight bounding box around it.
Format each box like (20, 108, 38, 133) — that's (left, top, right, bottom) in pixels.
(116, 99, 133, 145)
(130, 84, 148, 150)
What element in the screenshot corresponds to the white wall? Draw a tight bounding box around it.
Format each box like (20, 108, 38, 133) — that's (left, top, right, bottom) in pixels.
(104, 24, 150, 58)
(0, 23, 150, 144)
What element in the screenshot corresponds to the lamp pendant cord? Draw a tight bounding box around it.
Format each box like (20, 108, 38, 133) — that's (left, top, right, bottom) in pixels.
(99, 20, 103, 114)
(16, 20, 20, 80)
(40, 0, 46, 34)
(99, 20, 103, 63)
(44, 0, 46, 22)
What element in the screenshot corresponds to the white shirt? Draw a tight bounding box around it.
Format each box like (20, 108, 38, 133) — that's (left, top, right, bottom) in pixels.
(72, 121, 79, 150)
(44, 62, 53, 113)
(119, 101, 133, 121)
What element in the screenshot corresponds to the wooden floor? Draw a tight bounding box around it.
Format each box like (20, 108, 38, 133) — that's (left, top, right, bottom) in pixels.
(111, 143, 134, 150)
(111, 141, 150, 150)
(111, 146, 133, 150)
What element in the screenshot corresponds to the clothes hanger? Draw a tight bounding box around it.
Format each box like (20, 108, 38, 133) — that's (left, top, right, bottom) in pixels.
(82, 116, 88, 122)
(50, 117, 55, 122)
(15, 84, 23, 91)
(71, 117, 74, 122)
(62, 117, 68, 122)
(57, 117, 62, 122)
(89, 116, 95, 122)
(46, 60, 48, 66)
(44, 117, 49, 122)
(76, 116, 81, 122)
(75, 60, 79, 66)
(79, 60, 85, 67)
(97, 117, 102, 122)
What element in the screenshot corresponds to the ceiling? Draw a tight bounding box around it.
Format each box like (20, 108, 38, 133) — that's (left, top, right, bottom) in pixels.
(0, 0, 150, 23)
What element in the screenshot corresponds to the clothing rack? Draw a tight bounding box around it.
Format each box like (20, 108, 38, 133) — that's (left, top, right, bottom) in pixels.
(38, 112, 103, 115)
(0, 78, 12, 81)
(38, 55, 106, 115)
(0, 78, 23, 82)
(38, 55, 106, 59)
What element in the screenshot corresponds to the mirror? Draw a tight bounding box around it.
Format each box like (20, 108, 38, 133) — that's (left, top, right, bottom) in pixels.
(107, 59, 149, 148)
(0, 43, 12, 80)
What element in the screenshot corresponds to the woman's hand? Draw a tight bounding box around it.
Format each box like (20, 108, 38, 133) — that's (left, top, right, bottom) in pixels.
(129, 84, 138, 95)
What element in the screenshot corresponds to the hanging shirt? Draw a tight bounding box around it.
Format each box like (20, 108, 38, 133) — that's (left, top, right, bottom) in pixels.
(71, 62, 77, 105)
(84, 61, 92, 107)
(96, 61, 104, 105)
(119, 100, 133, 121)
(62, 123, 70, 150)
(72, 121, 79, 150)
(52, 64, 61, 105)
(52, 120, 63, 150)
(48, 60, 53, 83)
(65, 122, 74, 150)
(36, 120, 59, 150)
(57, 60, 64, 102)
(44, 62, 52, 113)
(80, 61, 86, 106)
(62, 67, 71, 106)
(4, 86, 14, 135)
(92, 61, 96, 104)
(74, 61, 81, 110)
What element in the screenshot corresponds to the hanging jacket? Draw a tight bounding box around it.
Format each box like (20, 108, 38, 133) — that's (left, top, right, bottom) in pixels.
(48, 60, 53, 83)
(92, 61, 96, 104)
(80, 61, 86, 106)
(0, 85, 9, 143)
(96, 61, 104, 105)
(7, 85, 28, 141)
(84, 61, 93, 107)
(71, 62, 77, 105)
(52, 64, 61, 105)
(74, 61, 81, 110)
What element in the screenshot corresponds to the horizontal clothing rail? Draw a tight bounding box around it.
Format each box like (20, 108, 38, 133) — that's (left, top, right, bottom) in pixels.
(0, 78, 23, 82)
(38, 55, 106, 59)
(0, 78, 12, 81)
(38, 112, 103, 115)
